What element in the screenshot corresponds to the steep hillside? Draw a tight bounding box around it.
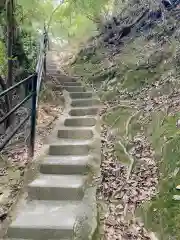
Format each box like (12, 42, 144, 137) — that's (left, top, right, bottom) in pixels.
(69, 1, 180, 239)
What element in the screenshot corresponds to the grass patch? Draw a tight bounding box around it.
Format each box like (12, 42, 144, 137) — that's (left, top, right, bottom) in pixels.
(104, 106, 135, 134)
(114, 142, 131, 165)
(122, 68, 158, 91)
(99, 89, 119, 101)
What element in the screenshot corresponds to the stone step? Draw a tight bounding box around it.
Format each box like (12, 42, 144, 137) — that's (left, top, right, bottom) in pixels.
(64, 117, 96, 127)
(28, 174, 85, 200)
(70, 92, 93, 99)
(64, 86, 85, 92)
(71, 98, 100, 107)
(49, 140, 91, 155)
(57, 127, 93, 139)
(63, 82, 82, 86)
(7, 200, 80, 239)
(69, 107, 99, 116)
(40, 155, 89, 175)
(57, 75, 77, 83)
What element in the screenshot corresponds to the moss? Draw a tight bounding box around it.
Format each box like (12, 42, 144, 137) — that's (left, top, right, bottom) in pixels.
(122, 68, 158, 91)
(103, 106, 136, 165)
(89, 68, 117, 83)
(114, 142, 131, 165)
(104, 106, 135, 131)
(100, 90, 119, 101)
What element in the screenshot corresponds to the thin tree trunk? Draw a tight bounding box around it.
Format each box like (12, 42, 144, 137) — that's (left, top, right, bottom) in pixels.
(7, 0, 13, 89)
(6, 0, 14, 126)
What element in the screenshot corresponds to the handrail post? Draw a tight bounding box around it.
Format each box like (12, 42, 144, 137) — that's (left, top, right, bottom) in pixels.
(30, 74, 38, 157)
(44, 51, 47, 76)
(44, 31, 48, 76)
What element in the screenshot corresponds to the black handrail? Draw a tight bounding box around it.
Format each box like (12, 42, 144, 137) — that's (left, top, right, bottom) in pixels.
(0, 74, 34, 98)
(0, 29, 48, 157)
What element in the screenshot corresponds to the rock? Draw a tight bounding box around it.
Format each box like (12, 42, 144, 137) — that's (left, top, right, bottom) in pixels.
(173, 195, 180, 200)
(176, 119, 180, 127)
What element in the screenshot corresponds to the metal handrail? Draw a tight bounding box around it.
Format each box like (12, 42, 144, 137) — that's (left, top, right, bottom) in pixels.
(36, 30, 48, 105)
(0, 29, 48, 157)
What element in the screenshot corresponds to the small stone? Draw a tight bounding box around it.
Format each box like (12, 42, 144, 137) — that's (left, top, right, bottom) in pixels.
(176, 185, 180, 190)
(173, 195, 180, 200)
(176, 119, 180, 128)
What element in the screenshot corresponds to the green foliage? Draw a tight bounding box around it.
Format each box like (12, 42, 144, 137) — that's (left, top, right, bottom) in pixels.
(0, 0, 111, 85)
(53, 0, 109, 22)
(16, 0, 52, 30)
(21, 32, 38, 70)
(49, 0, 111, 40)
(51, 13, 97, 40)
(16, 0, 110, 42)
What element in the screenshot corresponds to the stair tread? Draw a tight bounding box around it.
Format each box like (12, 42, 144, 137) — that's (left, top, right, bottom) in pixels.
(63, 82, 81, 86)
(64, 86, 84, 89)
(42, 155, 89, 165)
(40, 156, 89, 175)
(71, 98, 98, 101)
(69, 92, 93, 99)
(57, 126, 93, 130)
(64, 116, 97, 121)
(65, 116, 97, 119)
(69, 107, 99, 117)
(9, 200, 80, 229)
(64, 87, 85, 93)
(51, 139, 92, 145)
(71, 98, 100, 107)
(29, 174, 85, 189)
(70, 91, 92, 94)
(70, 106, 99, 109)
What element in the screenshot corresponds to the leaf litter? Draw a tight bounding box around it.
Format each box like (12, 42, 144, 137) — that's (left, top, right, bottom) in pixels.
(97, 102, 158, 240)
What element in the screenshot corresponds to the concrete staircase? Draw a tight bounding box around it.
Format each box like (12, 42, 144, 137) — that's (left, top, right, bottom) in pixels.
(6, 77, 101, 240)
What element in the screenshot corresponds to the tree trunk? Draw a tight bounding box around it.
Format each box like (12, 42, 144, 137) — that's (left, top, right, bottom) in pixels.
(6, 0, 14, 126)
(7, 0, 14, 88)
